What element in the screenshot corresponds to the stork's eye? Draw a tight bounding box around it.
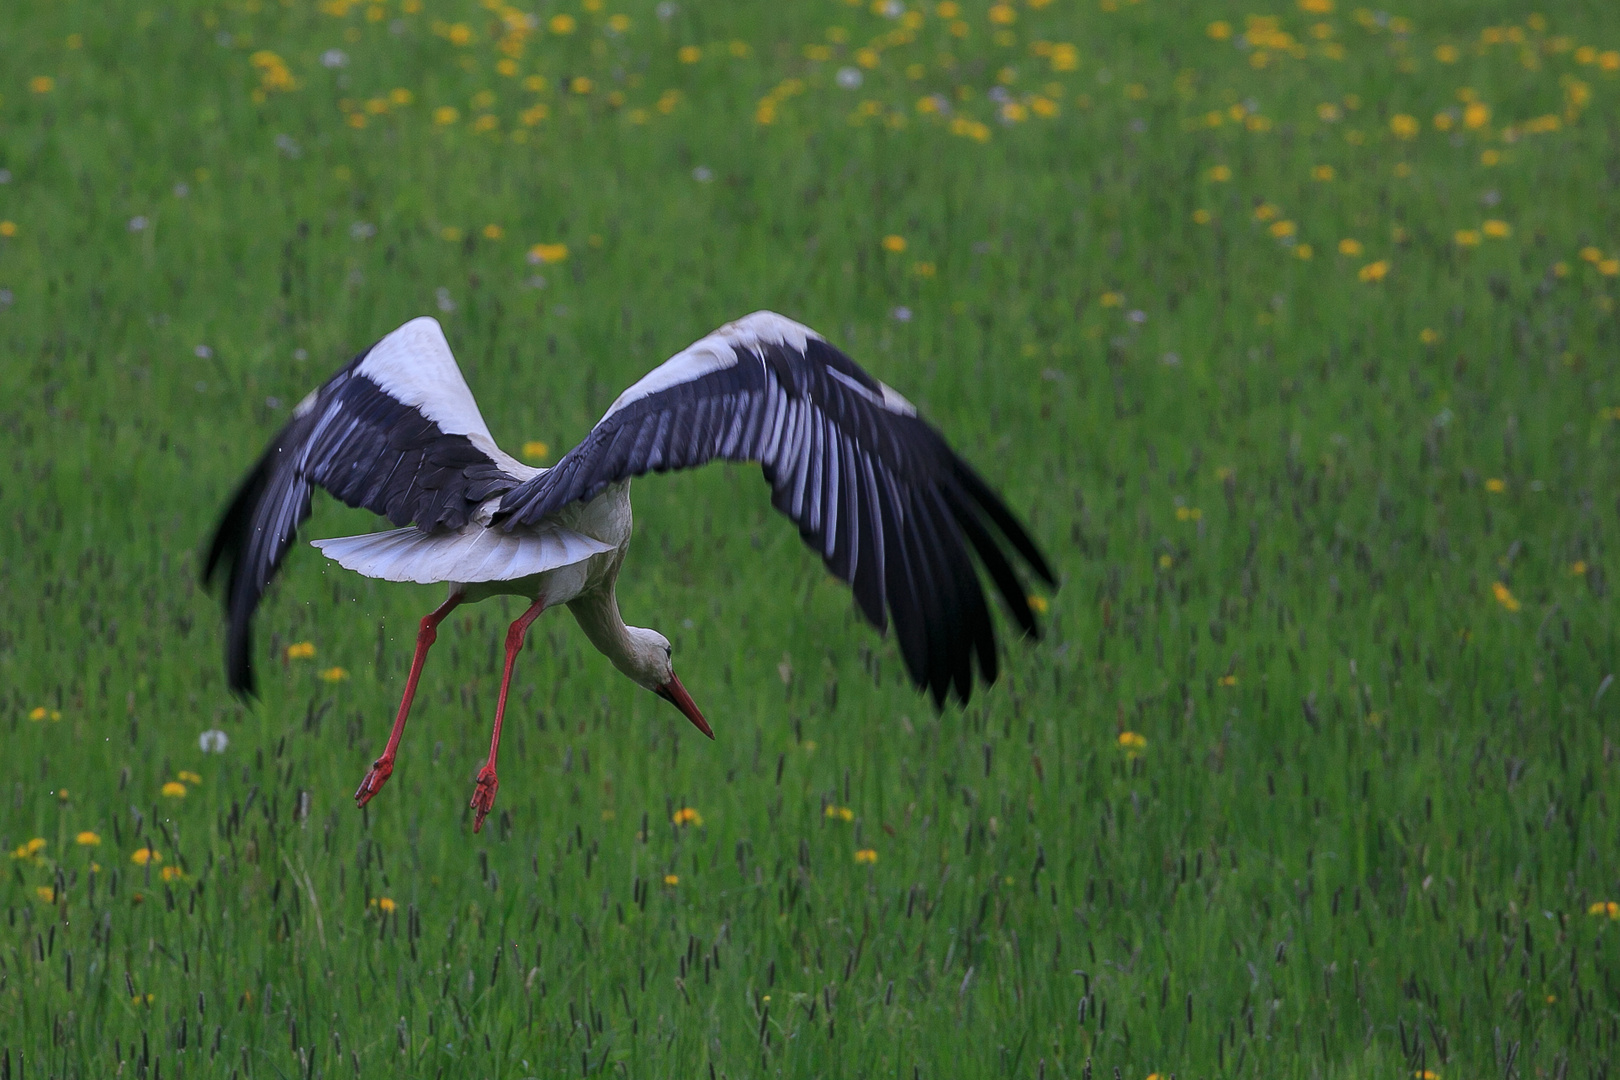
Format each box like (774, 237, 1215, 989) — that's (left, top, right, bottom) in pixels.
(664, 645, 672, 659)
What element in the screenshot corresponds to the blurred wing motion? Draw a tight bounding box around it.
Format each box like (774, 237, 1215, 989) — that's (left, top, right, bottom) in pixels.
(498, 311, 1056, 707)
(203, 318, 532, 694)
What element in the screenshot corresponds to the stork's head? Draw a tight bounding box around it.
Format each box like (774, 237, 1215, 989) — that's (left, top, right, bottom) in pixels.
(625, 627, 712, 739)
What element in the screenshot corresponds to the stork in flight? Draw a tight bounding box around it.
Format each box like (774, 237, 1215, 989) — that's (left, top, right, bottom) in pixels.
(205, 313, 1054, 831)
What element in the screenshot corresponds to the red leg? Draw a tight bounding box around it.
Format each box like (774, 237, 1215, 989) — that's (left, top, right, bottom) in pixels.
(355, 592, 465, 808)
(471, 596, 546, 832)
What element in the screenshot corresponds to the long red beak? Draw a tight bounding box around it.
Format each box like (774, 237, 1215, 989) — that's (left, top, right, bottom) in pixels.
(655, 674, 713, 739)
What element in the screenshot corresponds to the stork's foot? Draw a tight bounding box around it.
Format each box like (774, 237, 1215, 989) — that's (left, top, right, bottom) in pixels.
(469, 765, 499, 833)
(354, 756, 395, 808)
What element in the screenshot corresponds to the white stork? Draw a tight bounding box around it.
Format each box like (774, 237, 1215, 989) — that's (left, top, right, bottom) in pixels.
(205, 313, 1054, 831)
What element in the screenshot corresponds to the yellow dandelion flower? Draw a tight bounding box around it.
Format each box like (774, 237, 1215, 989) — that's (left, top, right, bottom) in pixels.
(30, 76, 55, 94)
(12, 838, 47, 859)
(286, 641, 316, 660)
(824, 805, 855, 821)
(1434, 43, 1459, 62)
(1317, 103, 1341, 122)
(570, 76, 593, 94)
(881, 234, 907, 253)
(912, 261, 936, 277)
(529, 242, 568, 264)
(472, 113, 498, 132)
(1157, 553, 1173, 569)
(1571, 561, 1588, 575)
(481, 224, 504, 240)
(77, 831, 101, 846)
(1312, 165, 1335, 181)
(1590, 900, 1620, 918)
(522, 441, 549, 461)
(318, 666, 349, 682)
(369, 896, 398, 913)
(36, 887, 56, 903)
(1482, 220, 1511, 239)
(520, 104, 550, 126)
(987, 4, 1016, 25)
(1484, 477, 1506, 492)
(131, 847, 162, 866)
(161, 781, 187, 798)
(440, 226, 464, 243)
(160, 866, 186, 882)
(1420, 328, 1440, 345)
(178, 771, 201, 785)
(1463, 102, 1490, 129)
(0, 221, 18, 239)
(1027, 594, 1049, 614)
(1599, 259, 1620, 277)
(1390, 114, 1419, 139)
(390, 87, 413, 106)
(1455, 230, 1481, 247)
(663, 874, 679, 886)
(1580, 246, 1605, 263)
(1207, 165, 1232, 182)
(433, 106, 460, 126)
(1358, 260, 1389, 282)
(1192, 209, 1212, 225)
(1480, 149, 1501, 166)
(677, 45, 701, 63)
(609, 14, 631, 32)
(1294, 243, 1314, 259)
(1491, 581, 1521, 612)
(671, 807, 704, 826)
(1252, 203, 1279, 222)
(1207, 21, 1232, 40)
(548, 13, 575, 34)
(1100, 291, 1124, 307)
(854, 849, 879, 864)
(1268, 220, 1296, 239)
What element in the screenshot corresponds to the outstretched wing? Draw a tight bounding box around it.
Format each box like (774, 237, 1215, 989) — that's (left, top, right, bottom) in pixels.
(203, 317, 532, 695)
(497, 311, 1055, 708)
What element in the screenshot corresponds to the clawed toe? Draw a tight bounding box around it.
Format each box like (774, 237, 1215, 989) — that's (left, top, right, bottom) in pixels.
(355, 757, 393, 808)
(470, 767, 499, 832)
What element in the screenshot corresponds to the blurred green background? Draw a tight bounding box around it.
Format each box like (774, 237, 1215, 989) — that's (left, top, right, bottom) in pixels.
(3, 0, 1620, 1075)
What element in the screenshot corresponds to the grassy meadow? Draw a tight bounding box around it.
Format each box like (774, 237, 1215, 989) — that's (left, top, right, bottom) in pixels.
(4, 0, 1620, 1075)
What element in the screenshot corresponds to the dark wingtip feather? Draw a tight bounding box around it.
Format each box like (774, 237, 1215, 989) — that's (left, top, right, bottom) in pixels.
(225, 604, 258, 698)
(951, 458, 1057, 586)
(204, 460, 274, 698)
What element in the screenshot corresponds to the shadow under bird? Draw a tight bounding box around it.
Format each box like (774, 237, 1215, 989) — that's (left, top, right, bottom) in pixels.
(204, 312, 1055, 830)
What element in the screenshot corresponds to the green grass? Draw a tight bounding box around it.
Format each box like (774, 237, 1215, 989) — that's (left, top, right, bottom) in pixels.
(4, 0, 1620, 1076)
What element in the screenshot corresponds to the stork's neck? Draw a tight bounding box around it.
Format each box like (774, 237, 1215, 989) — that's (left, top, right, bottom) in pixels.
(568, 587, 636, 677)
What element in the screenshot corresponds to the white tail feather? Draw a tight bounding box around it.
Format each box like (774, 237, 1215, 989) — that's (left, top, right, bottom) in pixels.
(312, 524, 614, 584)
